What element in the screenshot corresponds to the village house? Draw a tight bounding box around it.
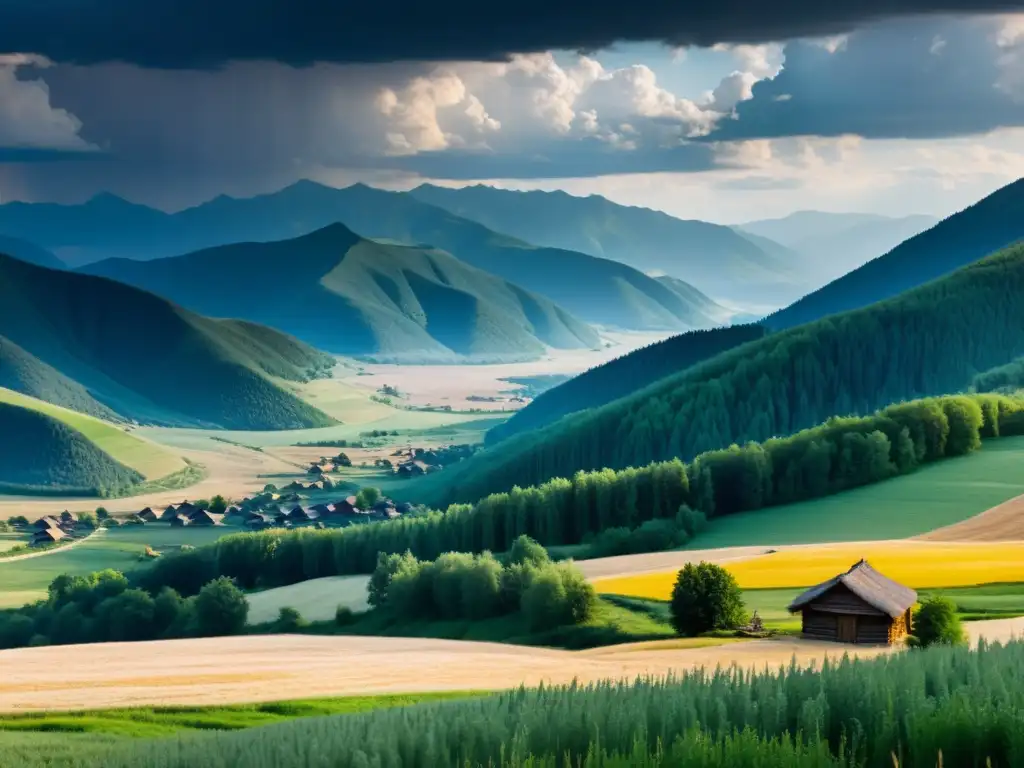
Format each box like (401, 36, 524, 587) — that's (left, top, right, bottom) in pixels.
(31, 527, 66, 547)
(169, 513, 191, 527)
(245, 513, 276, 530)
(33, 516, 62, 531)
(333, 497, 361, 517)
(788, 560, 917, 645)
(136, 507, 159, 522)
(188, 509, 225, 526)
(159, 505, 179, 521)
(309, 503, 334, 516)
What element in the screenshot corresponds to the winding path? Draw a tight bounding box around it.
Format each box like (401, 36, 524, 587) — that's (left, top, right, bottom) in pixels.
(0, 527, 104, 564)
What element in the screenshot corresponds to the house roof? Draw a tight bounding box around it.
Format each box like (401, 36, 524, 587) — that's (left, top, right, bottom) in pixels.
(34, 516, 61, 529)
(788, 560, 918, 619)
(33, 528, 66, 541)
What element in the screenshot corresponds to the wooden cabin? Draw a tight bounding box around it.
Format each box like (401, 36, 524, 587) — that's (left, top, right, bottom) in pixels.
(31, 527, 66, 546)
(159, 505, 179, 521)
(188, 509, 225, 526)
(788, 560, 917, 645)
(169, 514, 191, 527)
(136, 507, 159, 522)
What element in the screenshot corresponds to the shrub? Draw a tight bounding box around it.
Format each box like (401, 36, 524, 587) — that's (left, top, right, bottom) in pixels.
(355, 487, 382, 509)
(95, 507, 110, 519)
(521, 562, 596, 631)
(275, 606, 307, 631)
(367, 550, 418, 608)
(96, 588, 157, 642)
(335, 605, 356, 626)
(670, 562, 746, 637)
(194, 577, 248, 636)
(676, 504, 707, 537)
(508, 535, 550, 568)
(908, 596, 967, 648)
(458, 553, 504, 619)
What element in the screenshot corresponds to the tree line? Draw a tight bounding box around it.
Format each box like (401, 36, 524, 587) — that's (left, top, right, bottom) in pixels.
(443, 243, 1024, 503)
(129, 392, 1024, 596)
(0, 569, 248, 650)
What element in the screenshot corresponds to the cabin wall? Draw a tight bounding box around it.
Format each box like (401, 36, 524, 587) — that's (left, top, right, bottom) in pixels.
(801, 609, 838, 641)
(856, 615, 893, 644)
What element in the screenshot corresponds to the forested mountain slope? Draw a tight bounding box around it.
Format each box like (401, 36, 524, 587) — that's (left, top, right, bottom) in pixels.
(765, 179, 1023, 329)
(0, 401, 143, 495)
(431, 242, 1024, 504)
(487, 324, 767, 445)
(408, 183, 802, 305)
(0, 254, 334, 429)
(0, 235, 64, 270)
(82, 224, 600, 363)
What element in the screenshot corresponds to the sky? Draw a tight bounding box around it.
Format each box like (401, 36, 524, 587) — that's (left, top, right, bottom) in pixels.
(0, 2, 1022, 223)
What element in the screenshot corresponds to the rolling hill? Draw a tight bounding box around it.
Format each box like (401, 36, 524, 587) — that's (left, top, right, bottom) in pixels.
(0, 182, 737, 333)
(0, 400, 143, 495)
(0, 387, 187, 482)
(736, 211, 940, 286)
(764, 180, 1023, 329)
(486, 324, 767, 445)
(426, 241, 1024, 505)
(81, 224, 601, 363)
(408, 183, 804, 306)
(0, 254, 335, 430)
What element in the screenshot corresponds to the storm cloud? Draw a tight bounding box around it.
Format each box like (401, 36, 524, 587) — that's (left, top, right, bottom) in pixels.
(2, 0, 1024, 68)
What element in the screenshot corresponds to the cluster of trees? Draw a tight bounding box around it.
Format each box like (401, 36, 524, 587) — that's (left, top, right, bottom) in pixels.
(451, 244, 1024, 502)
(973, 354, 1024, 395)
(584, 509, 705, 559)
(130, 393, 1024, 594)
(0, 570, 249, 650)
(368, 536, 595, 631)
(487, 324, 766, 445)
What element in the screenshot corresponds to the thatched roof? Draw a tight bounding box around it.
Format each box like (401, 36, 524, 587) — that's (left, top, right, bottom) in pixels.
(788, 560, 917, 619)
(32, 527, 66, 543)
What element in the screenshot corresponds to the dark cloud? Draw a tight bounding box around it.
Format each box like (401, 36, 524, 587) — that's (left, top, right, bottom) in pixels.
(708, 16, 1024, 141)
(0, 148, 103, 163)
(2, 0, 1023, 68)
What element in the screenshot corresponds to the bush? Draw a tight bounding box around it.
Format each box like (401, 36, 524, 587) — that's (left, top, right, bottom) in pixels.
(908, 596, 967, 648)
(335, 605, 356, 626)
(95, 507, 110, 519)
(670, 562, 746, 637)
(355, 487, 382, 509)
(275, 606, 307, 631)
(521, 562, 596, 631)
(367, 550, 418, 608)
(508, 535, 550, 568)
(194, 577, 249, 636)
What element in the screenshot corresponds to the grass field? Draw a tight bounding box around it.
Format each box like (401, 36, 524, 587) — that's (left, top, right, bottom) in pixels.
(0, 532, 27, 552)
(246, 575, 371, 624)
(684, 437, 1024, 549)
(0, 388, 186, 480)
(593, 541, 1024, 601)
(0, 524, 238, 608)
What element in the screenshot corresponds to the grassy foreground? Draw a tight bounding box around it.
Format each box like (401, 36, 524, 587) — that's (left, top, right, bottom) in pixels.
(10, 640, 1024, 767)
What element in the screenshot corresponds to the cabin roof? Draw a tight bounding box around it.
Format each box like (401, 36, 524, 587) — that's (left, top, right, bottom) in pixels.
(788, 560, 917, 618)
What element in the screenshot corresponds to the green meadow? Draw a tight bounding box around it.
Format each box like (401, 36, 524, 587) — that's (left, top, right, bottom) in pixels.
(686, 436, 1024, 549)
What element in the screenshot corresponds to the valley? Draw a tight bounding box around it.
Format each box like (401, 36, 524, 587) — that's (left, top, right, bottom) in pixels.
(1, 171, 1023, 768)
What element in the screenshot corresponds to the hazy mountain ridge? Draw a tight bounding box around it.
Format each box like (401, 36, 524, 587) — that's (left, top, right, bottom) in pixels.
(765, 179, 1024, 329)
(0, 253, 335, 429)
(0, 182, 741, 333)
(408, 183, 805, 306)
(81, 223, 602, 363)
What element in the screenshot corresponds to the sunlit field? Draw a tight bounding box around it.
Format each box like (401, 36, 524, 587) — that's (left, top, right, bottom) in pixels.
(593, 541, 1024, 598)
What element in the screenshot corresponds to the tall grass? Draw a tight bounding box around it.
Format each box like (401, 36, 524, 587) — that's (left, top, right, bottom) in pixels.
(63, 640, 1024, 767)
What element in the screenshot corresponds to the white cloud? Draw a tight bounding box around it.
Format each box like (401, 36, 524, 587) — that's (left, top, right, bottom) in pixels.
(0, 54, 96, 152)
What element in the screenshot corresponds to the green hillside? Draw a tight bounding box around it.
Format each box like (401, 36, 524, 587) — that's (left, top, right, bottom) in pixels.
(81, 224, 600, 363)
(0, 336, 117, 420)
(408, 184, 802, 305)
(0, 254, 335, 429)
(431, 241, 1024, 504)
(0, 182, 732, 333)
(653, 276, 734, 327)
(0, 388, 186, 480)
(765, 178, 1023, 329)
(487, 324, 767, 445)
(0, 401, 143, 495)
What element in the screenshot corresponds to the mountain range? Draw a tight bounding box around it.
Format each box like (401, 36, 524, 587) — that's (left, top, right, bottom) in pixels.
(0, 254, 335, 430)
(765, 179, 1024, 329)
(81, 224, 602, 363)
(736, 211, 940, 287)
(408, 183, 805, 306)
(0, 182, 736, 333)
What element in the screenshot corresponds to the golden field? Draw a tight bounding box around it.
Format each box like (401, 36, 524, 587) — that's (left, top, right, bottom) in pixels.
(593, 541, 1024, 598)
